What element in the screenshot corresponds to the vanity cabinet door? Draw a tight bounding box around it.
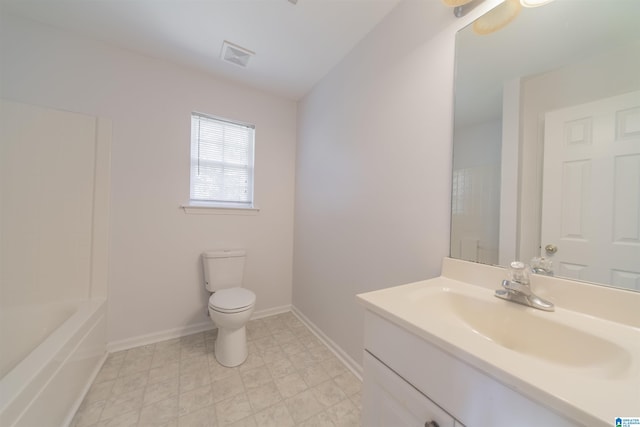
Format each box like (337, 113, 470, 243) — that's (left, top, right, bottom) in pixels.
(363, 351, 456, 427)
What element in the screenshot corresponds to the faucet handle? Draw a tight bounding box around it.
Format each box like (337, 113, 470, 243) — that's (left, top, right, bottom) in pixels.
(508, 261, 531, 285)
(497, 260, 554, 311)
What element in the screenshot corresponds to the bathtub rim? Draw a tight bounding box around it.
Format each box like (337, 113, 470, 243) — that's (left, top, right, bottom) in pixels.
(0, 299, 80, 379)
(0, 298, 106, 425)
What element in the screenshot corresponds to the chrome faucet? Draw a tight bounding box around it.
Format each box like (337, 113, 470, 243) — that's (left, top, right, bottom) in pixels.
(495, 261, 554, 311)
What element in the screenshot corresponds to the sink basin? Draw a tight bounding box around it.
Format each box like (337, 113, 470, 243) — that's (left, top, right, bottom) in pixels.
(420, 288, 632, 379)
(357, 262, 640, 426)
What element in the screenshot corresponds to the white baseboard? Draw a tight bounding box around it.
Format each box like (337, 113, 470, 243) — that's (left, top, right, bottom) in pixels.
(251, 304, 292, 320)
(107, 305, 292, 353)
(291, 305, 363, 380)
(107, 321, 214, 353)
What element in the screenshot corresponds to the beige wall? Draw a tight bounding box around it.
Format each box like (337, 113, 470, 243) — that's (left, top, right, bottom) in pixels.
(1, 0, 505, 364)
(293, 0, 501, 370)
(0, 14, 297, 346)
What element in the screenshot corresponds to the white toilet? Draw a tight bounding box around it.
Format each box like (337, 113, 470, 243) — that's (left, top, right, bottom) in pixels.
(202, 250, 256, 367)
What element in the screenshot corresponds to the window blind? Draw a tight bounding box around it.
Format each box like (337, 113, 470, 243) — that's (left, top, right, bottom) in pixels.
(190, 113, 255, 205)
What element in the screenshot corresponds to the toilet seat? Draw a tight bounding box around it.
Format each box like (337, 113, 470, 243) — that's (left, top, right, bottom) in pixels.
(209, 288, 255, 313)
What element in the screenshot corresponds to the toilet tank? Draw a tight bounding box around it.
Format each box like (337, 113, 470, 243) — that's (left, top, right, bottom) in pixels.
(202, 250, 246, 292)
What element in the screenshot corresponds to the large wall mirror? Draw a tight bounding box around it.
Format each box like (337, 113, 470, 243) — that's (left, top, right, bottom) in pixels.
(451, 0, 640, 291)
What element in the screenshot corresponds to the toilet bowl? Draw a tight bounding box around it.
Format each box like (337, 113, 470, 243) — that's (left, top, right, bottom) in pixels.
(202, 250, 256, 367)
(208, 288, 255, 367)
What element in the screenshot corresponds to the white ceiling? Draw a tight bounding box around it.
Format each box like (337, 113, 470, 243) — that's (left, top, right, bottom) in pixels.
(1, 0, 401, 100)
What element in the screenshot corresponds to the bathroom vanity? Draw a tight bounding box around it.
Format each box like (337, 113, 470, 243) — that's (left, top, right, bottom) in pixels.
(357, 258, 640, 427)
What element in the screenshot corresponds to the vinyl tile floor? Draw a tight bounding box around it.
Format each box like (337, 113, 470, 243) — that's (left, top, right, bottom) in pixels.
(71, 312, 362, 427)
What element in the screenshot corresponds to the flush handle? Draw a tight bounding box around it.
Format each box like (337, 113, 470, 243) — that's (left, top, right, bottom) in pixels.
(544, 244, 557, 254)
(425, 422, 439, 427)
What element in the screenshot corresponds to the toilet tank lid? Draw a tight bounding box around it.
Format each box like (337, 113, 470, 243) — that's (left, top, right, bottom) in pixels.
(203, 249, 245, 259)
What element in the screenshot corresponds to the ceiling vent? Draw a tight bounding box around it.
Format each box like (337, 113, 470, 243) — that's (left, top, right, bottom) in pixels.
(220, 41, 255, 68)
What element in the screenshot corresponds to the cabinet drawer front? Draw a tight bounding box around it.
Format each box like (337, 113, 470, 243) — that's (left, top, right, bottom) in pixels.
(363, 351, 456, 427)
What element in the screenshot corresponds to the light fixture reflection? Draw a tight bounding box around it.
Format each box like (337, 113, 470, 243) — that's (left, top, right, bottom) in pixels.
(445, 0, 556, 31)
(520, 0, 554, 7)
(473, 0, 521, 35)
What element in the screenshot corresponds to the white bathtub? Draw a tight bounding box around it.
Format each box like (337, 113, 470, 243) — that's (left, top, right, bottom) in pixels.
(0, 298, 107, 427)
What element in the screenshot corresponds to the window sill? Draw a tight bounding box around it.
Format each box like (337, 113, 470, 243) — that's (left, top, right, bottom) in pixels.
(181, 203, 260, 215)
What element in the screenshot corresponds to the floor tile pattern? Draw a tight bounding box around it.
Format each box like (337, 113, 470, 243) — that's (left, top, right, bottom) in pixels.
(71, 312, 362, 426)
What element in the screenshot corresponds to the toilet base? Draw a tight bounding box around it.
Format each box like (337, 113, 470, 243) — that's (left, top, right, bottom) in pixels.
(214, 325, 248, 367)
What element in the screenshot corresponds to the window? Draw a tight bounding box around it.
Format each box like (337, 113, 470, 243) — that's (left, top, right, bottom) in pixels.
(190, 112, 255, 208)
(451, 168, 471, 215)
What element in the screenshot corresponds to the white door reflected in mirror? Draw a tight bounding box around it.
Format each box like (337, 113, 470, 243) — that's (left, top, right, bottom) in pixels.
(541, 90, 640, 289)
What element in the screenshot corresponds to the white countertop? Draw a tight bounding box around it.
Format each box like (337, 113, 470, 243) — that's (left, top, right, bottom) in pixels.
(357, 263, 640, 426)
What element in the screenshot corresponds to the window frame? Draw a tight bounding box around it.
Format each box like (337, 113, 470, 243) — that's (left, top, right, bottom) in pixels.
(184, 112, 259, 214)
